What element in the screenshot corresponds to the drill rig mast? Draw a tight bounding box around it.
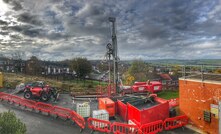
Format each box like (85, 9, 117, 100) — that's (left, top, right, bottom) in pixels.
(108, 17, 119, 93)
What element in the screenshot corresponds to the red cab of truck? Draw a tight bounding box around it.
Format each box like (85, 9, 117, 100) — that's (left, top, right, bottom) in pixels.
(98, 98, 115, 117)
(131, 81, 162, 93)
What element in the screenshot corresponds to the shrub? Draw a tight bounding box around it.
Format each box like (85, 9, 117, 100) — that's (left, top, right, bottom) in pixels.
(0, 111, 26, 134)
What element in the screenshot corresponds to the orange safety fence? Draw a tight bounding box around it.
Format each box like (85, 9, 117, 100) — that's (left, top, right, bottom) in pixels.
(88, 117, 112, 133)
(140, 120, 163, 134)
(20, 99, 36, 109)
(111, 122, 141, 134)
(0, 92, 86, 131)
(0, 92, 11, 101)
(35, 102, 53, 114)
(51, 106, 72, 119)
(71, 111, 86, 130)
(10, 95, 23, 104)
(164, 115, 188, 130)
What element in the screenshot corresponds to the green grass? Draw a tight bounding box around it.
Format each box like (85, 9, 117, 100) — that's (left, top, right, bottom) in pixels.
(67, 79, 108, 87)
(157, 90, 179, 100)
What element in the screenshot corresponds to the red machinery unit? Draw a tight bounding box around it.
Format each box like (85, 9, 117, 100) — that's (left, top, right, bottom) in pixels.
(127, 97, 169, 126)
(117, 96, 169, 126)
(98, 98, 115, 117)
(131, 81, 162, 93)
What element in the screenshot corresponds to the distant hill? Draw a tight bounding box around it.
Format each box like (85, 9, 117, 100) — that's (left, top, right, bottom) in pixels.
(90, 59, 221, 66)
(144, 59, 221, 65)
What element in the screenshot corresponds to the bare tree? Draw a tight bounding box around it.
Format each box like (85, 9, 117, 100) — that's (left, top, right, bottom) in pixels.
(11, 51, 25, 73)
(25, 56, 41, 75)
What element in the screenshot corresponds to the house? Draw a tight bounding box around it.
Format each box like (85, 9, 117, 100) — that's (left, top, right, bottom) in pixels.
(159, 73, 172, 83)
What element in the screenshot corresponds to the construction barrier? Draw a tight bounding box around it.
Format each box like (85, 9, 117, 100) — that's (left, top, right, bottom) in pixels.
(0, 92, 11, 101)
(35, 102, 54, 114)
(52, 106, 72, 119)
(140, 120, 163, 134)
(71, 111, 86, 130)
(88, 117, 112, 133)
(0, 92, 86, 131)
(10, 95, 23, 105)
(20, 99, 36, 109)
(112, 122, 140, 134)
(164, 115, 188, 130)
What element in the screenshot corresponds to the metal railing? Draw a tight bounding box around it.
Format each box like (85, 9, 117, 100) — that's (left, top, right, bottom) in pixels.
(180, 65, 221, 82)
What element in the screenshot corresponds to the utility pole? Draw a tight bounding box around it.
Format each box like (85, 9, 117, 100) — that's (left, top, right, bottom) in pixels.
(108, 17, 119, 93)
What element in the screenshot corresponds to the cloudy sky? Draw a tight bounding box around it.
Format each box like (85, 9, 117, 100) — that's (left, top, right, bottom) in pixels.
(0, 0, 221, 60)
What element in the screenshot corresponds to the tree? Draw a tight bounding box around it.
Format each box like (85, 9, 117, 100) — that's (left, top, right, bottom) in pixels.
(214, 68, 221, 74)
(11, 51, 25, 73)
(125, 74, 135, 85)
(69, 57, 92, 79)
(25, 56, 41, 75)
(0, 111, 26, 134)
(128, 59, 150, 81)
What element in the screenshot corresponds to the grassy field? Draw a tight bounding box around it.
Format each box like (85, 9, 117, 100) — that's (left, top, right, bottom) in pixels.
(2, 73, 107, 93)
(1, 73, 180, 99)
(157, 90, 179, 99)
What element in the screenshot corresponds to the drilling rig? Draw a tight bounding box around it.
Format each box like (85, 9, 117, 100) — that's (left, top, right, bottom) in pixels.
(106, 17, 119, 94)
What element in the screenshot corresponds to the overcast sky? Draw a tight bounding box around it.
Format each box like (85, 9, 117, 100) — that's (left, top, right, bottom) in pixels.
(0, 0, 221, 60)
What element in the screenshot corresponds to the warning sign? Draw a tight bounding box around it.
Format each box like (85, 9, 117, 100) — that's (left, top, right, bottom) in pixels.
(210, 104, 218, 119)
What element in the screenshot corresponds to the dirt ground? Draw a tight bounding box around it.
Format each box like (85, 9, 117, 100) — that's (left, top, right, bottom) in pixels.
(0, 91, 199, 134)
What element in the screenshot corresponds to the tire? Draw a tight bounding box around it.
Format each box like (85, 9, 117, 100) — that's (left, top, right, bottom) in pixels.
(40, 91, 49, 102)
(48, 90, 52, 97)
(24, 91, 32, 99)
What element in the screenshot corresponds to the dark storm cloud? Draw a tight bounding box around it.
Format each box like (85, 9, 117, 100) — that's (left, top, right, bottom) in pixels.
(1, 0, 221, 60)
(0, 20, 8, 25)
(11, 26, 41, 38)
(0, 31, 9, 35)
(10, 34, 22, 40)
(9, 24, 66, 40)
(3, 0, 23, 10)
(17, 12, 43, 26)
(137, 0, 206, 39)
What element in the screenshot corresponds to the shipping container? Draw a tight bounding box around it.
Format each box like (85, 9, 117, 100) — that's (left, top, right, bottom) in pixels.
(116, 100, 127, 121)
(117, 96, 169, 125)
(98, 98, 115, 117)
(127, 97, 169, 125)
